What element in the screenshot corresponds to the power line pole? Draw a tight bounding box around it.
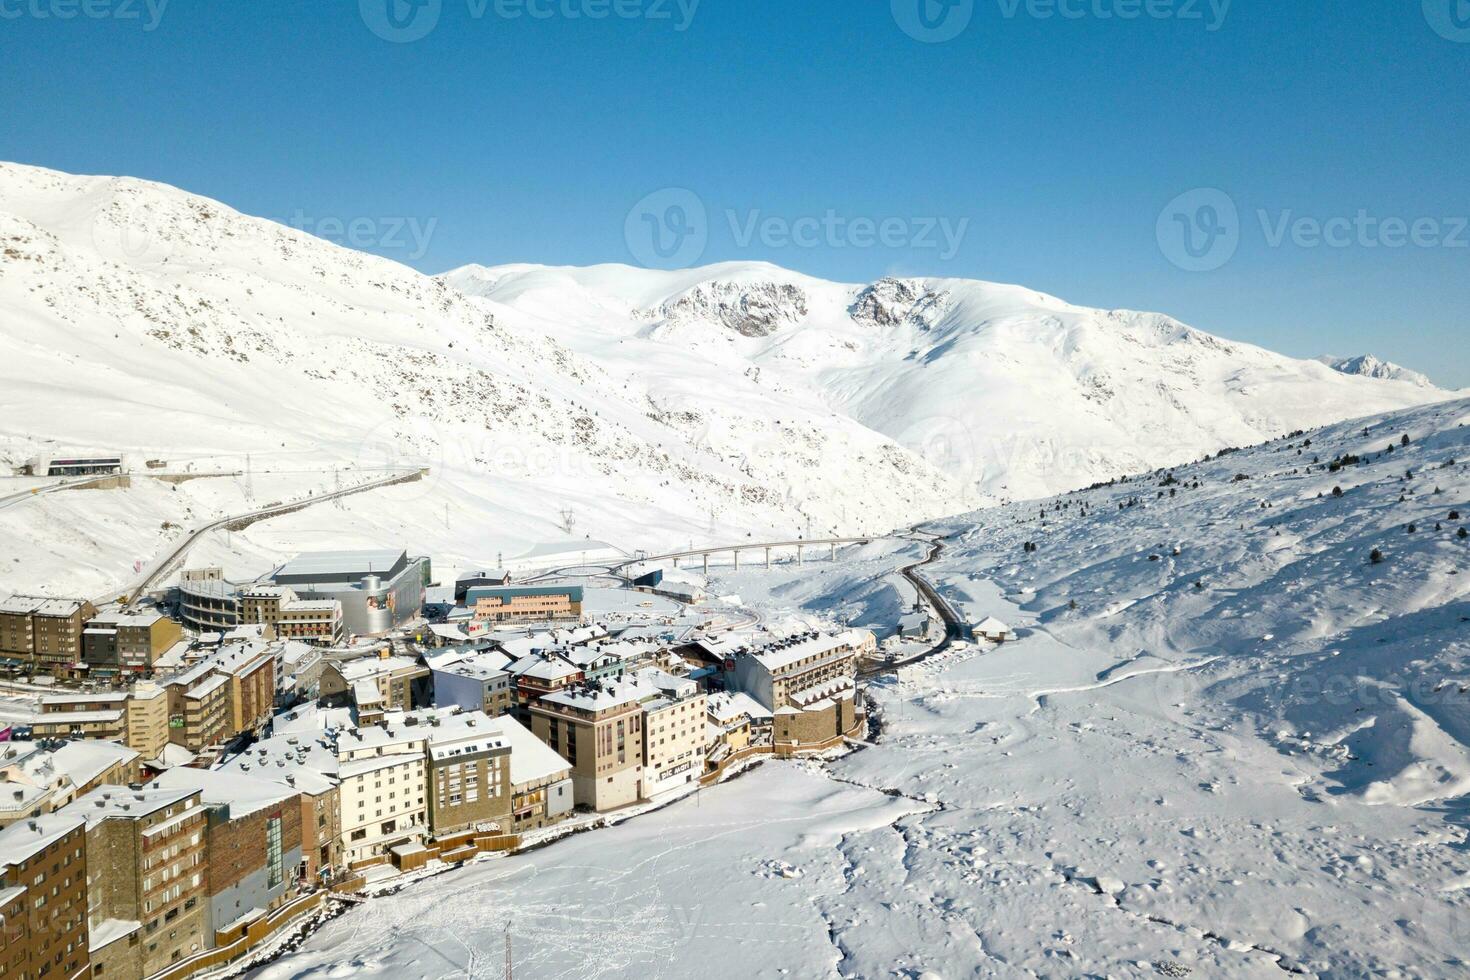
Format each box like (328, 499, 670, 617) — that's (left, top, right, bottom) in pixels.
(504, 920, 512, 980)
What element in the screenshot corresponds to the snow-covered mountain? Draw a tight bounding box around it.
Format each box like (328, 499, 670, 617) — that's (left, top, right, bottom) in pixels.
(1318, 353, 1436, 388)
(445, 263, 1456, 502)
(0, 162, 956, 594)
(0, 159, 1455, 595)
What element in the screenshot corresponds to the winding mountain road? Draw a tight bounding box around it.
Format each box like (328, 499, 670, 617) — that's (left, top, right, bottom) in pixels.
(112, 468, 426, 609)
(859, 528, 968, 679)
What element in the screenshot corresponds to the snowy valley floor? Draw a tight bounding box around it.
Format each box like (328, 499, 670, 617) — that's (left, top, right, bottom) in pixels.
(247, 609, 1470, 979)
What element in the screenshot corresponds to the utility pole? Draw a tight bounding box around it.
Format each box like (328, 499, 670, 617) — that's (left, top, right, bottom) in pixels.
(504, 920, 512, 980)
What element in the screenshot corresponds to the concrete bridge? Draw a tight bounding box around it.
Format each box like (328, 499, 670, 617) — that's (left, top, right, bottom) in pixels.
(614, 537, 873, 576)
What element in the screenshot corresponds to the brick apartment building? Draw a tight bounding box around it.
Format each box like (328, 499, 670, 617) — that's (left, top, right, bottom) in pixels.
(35, 686, 172, 759)
(239, 587, 344, 645)
(465, 585, 583, 624)
(77, 785, 211, 978)
(152, 769, 304, 935)
(0, 813, 90, 980)
(0, 596, 97, 675)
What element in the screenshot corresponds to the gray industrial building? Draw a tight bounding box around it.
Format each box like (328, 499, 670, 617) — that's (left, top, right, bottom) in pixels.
(269, 549, 430, 636)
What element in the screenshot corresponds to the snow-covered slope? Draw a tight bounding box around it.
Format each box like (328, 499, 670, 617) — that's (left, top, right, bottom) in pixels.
(252, 397, 1470, 980)
(447, 264, 1455, 502)
(0, 163, 957, 594)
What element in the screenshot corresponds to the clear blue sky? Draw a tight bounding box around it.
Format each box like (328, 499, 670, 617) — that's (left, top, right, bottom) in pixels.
(2, 0, 1466, 384)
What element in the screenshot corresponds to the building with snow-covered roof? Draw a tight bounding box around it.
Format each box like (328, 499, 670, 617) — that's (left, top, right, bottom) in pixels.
(219, 732, 342, 879)
(80, 609, 182, 677)
(640, 683, 707, 797)
(423, 712, 512, 836)
(530, 678, 652, 812)
(0, 594, 97, 676)
(476, 714, 573, 830)
(433, 652, 515, 717)
(705, 691, 773, 760)
(269, 549, 430, 637)
(0, 739, 141, 826)
(73, 783, 211, 978)
(975, 617, 1015, 642)
(0, 810, 90, 979)
(727, 628, 870, 752)
(319, 653, 429, 715)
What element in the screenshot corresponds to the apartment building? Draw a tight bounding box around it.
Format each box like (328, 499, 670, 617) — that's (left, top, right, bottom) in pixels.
(219, 734, 343, 883)
(81, 611, 183, 676)
(0, 812, 90, 980)
(0, 595, 97, 675)
(430, 651, 515, 717)
(465, 585, 584, 624)
(158, 643, 276, 755)
(152, 769, 304, 934)
(77, 785, 210, 978)
(239, 586, 344, 645)
(728, 629, 870, 749)
(638, 673, 708, 797)
(425, 719, 512, 837)
(478, 715, 573, 831)
(333, 725, 429, 865)
(319, 654, 429, 715)
(0, 740, 141, 827)
(509, 655, 583, 713)
(33, 686, 171, 759)
(529, 679, 648, 812)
